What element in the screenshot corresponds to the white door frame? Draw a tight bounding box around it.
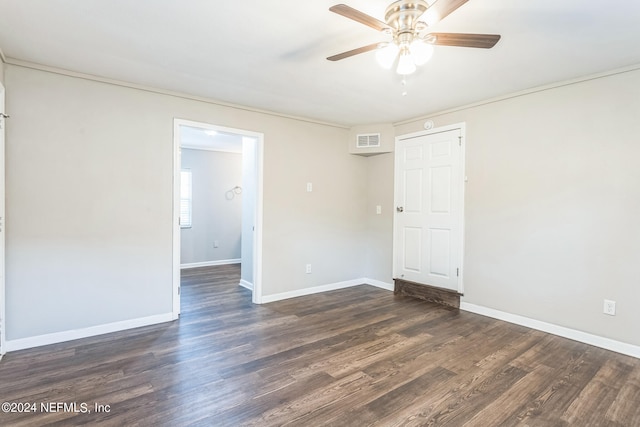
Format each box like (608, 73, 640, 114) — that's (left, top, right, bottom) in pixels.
(0, 82, 5, 355)
(172, 118, 264, 317)
(392, 123, 466, 294)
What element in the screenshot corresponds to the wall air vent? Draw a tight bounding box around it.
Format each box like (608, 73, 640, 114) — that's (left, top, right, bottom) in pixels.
(356, 133, 381, 148)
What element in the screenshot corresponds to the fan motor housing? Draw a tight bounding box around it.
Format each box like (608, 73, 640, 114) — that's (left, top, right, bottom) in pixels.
(384, 0, 428, 32)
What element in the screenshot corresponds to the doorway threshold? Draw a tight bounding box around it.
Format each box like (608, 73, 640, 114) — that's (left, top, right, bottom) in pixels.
(393, 278, 462, 308)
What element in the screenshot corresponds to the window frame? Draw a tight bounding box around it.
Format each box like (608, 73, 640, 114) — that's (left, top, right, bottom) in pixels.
(180, 169, 192, 229)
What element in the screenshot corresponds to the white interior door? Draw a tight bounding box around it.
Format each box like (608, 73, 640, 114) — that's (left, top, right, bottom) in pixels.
(0, 82, 6, 354)
(394, 126, 464, 292)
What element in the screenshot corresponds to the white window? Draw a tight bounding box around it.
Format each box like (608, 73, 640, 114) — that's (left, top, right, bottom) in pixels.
(180, 169, 192, 228)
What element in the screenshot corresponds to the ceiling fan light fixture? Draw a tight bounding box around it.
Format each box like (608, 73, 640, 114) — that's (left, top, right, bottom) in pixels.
(327, 1, 501, 77)
(375, 42, 399, 69)
(396, 48, 416, 75)
(410, 39, 434, 65)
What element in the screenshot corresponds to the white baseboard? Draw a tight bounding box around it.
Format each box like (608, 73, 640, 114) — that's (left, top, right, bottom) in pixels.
(239, 279, 254, 291)
(3, 277, 391, 352)
(460, 302, 640, 359)
(364, 278, 394, 291)
(5, 313, 174, 352)
(180, 259, 241, 269)
(260, 279, 364, 303)
(260, 277, 393, 304)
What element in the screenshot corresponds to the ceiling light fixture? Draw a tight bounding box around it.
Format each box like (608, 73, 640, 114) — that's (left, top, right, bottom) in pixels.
(395, 46, 417, 75)
(328, 1, 501, 76)
(375, 42, 399, 69)
(376, 38, 433, 76)
(377, 0, 434, 75)
(376, 36, 434, 75)
(375, 14, 435, 76)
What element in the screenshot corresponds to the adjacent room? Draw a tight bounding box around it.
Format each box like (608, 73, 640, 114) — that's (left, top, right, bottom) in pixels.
(0, 0, 639, 425)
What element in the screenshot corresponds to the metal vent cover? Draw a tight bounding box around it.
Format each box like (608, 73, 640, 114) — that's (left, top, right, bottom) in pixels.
(356, 133, 381, 148)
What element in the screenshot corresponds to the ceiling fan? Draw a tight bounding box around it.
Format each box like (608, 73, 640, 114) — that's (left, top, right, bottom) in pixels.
(327, 0, 500, 75)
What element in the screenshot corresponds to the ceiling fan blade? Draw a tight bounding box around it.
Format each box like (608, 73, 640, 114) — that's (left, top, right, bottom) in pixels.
(423, 0, 469, 26)
(429, 33, 501, 48)
(329, 4, 390, 32)
(327, 43, 381, 61)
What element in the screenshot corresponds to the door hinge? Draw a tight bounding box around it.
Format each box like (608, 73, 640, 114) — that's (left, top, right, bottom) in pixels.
(456, 268, 459, 277)
(458, 136, 462, 146)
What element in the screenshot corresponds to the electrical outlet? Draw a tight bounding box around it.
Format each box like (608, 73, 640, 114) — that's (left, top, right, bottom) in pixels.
(214, 240, 219, 248)
(305, 264, 312, 274)
(376, 205, 382, 215)
(603, 299, 616, 316)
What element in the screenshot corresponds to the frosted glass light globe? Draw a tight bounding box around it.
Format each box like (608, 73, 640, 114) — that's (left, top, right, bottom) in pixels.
(396, 50, 416, 75)
(375, 43, 399, 69)
(410, 40, 434, 65)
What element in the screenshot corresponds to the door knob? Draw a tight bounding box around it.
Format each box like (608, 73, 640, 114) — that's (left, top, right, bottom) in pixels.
(396, 206, 404, 212)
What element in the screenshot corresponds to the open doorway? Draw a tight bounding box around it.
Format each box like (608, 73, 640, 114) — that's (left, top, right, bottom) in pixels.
(172, 119, 263, 317)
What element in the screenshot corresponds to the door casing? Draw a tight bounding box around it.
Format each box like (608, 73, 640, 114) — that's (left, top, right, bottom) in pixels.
(0, 82, 6, 355)
(172, 118, 264, 317)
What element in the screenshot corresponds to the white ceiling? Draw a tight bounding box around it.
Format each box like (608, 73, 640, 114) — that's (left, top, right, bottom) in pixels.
(1, 0, 640, 127)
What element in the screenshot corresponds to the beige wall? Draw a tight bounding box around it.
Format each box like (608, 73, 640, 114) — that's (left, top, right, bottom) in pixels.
(264, 122, 368, 290)
(6, 58, 639, 350)
(6, 66, 173, 340)
(393, 68, 640, 346)
(364, 152, 395, 282)
(180, 148, 242, 264)
(4, 64, 364, 340)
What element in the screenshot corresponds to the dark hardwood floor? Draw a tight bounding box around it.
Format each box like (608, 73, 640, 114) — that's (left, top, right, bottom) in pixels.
(1, 264, 639, 426)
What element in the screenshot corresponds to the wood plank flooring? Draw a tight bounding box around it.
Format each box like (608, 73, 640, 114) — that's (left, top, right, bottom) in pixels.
(1, 264, 639, 426)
